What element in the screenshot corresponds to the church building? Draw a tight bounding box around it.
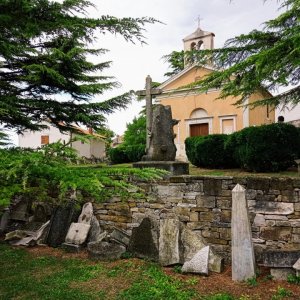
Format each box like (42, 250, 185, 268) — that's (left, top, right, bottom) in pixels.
(156, 26, 275, 160)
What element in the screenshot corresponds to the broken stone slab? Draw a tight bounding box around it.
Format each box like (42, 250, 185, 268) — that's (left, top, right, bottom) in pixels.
(263, 250, 300, 268)
(180, 226, 223, 273)
(6, 221, 50, 246)
(159, 218, 180, 266)
(110, 227, 130, 247)
(231, 184, 256, 281)
(78, 202, 93, 224)
(128, 217, 159, 261)
(182, 246, 210, 275)
(293, 258, 300, 276)
(5, 230, 29, 241)
(87, 241, 126, 260)
(65, 222, 90, 245)
(270, 268, 295, 280)
(87, 215, 102, 243)
(262, 250, 300, 268)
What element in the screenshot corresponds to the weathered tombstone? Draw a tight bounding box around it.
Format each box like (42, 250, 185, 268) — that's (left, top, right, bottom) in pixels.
(134, 75, 189, 175)
(159, 218, 180, 266)
(9, 199, 30, 222)
(293, 258, 300, 276)
(33, 204, 50, 223)
(182, 246, 210, 275)
(65, 222, 90, 245)
(46, 202, 77, 247)
(78, 202, 93, 224)
(231, 184, 256, 281)
(128, 218, 159, 261)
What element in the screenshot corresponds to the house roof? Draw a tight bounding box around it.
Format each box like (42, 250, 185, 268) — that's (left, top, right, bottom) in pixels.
(158, 64, 216, 90)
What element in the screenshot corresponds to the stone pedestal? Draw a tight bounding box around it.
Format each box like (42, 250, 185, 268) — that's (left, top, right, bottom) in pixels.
(133, 161, 189, 176)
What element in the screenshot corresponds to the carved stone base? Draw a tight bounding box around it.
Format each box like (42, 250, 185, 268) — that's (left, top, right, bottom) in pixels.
(132, 161, 189, 176)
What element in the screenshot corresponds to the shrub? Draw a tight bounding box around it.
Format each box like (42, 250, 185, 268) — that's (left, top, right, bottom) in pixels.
(108, 146, 130, 164)
(225, 123, 300, 172)
(125, 144, 146, 162)
(185, 134, 235, 168)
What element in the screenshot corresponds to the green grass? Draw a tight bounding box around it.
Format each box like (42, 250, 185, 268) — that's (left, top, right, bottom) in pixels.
(0, 243, 201, 300)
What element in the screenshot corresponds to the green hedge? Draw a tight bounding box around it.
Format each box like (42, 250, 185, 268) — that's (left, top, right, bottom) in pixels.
(125, 144, 145, 162)
(225, 123, 300, 172)
(185, 123, 300, 172)
(185, 134, 235, 168)
(108, 146, 130, 164)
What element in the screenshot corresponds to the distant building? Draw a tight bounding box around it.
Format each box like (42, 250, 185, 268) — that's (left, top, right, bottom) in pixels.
(156, 26, 275, 160)
(111, 135, 124, 148)
(18, 123, 106, 159)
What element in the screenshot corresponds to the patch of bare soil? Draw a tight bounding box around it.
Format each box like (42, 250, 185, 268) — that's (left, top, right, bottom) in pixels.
(25, 246, 300, 300)
(165, 266, 300, 300)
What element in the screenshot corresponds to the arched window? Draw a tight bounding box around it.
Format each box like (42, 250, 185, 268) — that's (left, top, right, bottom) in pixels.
(190, 108, 208, 119)
(197, 40, 203, 50)
(190, 42, 196, 50)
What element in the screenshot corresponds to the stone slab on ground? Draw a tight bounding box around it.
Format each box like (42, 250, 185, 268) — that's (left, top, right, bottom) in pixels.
(128, 217, 159, 261)
(65, 222, 90, 245)
(159, 218, 180, 266)
(62, 243, 84, 253)
(133, 161, 189, 176)
(270, 268, 296, 280)
(262, 250, 300, 268)
(87, 241, 126, 260)
(110, 227, 130, 247)
(182, 246, 210, 275)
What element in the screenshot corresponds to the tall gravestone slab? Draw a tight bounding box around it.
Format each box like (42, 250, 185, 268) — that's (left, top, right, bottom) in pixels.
(128, 218, 159, 261)
(46, 202, 77, 247)
(231, 184, 256, 281)
(159, 218, 180, 266)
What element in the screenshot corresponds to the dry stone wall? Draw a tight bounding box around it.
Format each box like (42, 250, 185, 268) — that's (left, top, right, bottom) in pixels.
(93, 176, 300, 263)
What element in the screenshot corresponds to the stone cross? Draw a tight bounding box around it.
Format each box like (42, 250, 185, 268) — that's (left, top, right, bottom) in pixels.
(136, 75, 162, 150)
(196, 15, 203, 28)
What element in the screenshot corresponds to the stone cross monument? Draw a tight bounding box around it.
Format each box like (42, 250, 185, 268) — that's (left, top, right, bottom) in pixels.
(136, 75, 162, 151)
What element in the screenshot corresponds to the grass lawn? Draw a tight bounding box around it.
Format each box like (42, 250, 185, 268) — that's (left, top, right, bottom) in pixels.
(1, 243, 300, 300)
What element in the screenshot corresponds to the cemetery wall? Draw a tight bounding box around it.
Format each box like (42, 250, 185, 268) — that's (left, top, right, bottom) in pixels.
(93, 176, 300, 263)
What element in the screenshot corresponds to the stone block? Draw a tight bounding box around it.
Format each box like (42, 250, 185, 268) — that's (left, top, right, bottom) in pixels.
(189, 212, 199, 222)
(292, 234, 300, 243)
(260, 227, 291, 241)
(110, 227, 130, 246)
(203, 179, 222, 196)
(246, 189, 257, 200)
(216, 199, 231, 209)
(219, 228, 231, 240)
(199, 212, 214, 222)
(262, 250, 300, 267)
(247, 178, 270, 191)
(253, 214, 266, 227)
(78, 202, 93, 224)
(62, 243, 83, 253)
(290, 219, 300, 227)
(99, 215, 131, 223)
(220, 210, 231, 223)
(206, 237, 228, 245)
(196, 195, 216, 208)
(265, 215, 288, 220)
(88, 241, 126, 260)
(254, 202, 294, 215)
(270, 268, 295, 280)
(294, 203, 300, 211)
(293, 258, 300, 276)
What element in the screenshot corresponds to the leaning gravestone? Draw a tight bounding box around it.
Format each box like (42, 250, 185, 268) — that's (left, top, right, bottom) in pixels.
(87, 215, 102, 243)
(159, 218, 180, 266)
(231, 184, 256, 281)
(78, 202, 93, 224)
(128, 218, 159, 261)
(65, 222, 90, 245)
(46, 202, 78, 247)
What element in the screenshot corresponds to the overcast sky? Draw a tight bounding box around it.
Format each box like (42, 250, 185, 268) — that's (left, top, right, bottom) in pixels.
(90, 0, 292, 136)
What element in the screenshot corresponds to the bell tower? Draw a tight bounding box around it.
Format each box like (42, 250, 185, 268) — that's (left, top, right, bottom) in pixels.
(183, 26, 215, 52)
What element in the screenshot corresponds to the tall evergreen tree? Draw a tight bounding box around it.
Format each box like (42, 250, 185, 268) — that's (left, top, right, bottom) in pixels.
(189, 0, 300, 108)
(0, 0, 157, 133)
